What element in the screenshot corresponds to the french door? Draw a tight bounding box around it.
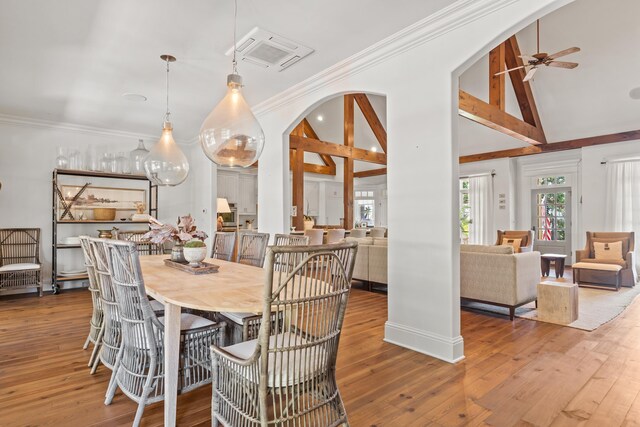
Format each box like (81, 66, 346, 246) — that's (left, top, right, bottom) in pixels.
(531, 188, 571, 257)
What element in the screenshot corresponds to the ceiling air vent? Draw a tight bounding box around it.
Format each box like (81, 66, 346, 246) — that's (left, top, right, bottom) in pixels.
(226, 27, 314, 72)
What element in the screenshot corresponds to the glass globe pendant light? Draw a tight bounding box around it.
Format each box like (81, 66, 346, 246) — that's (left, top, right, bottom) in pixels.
(199, 0, 265, 168)
(144, 55, 189, 186)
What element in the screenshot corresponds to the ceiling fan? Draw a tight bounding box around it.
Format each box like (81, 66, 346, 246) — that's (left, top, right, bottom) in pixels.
(495, 20, 580, 82)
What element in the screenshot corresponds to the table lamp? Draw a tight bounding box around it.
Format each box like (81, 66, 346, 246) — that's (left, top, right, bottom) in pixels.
(216, 197, 231, 231)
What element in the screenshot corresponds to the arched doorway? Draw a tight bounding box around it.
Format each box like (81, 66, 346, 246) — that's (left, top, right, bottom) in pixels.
(254, 0, 572, 363)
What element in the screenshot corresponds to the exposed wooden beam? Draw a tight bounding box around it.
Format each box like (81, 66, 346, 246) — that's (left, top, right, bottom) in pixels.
(289, 135, 387, 165)
(354, 168, 387, 178)
(302, 119, 336, 168)
(458, 90, 546, 145)
(489, 43, 506, 110)
(353, 93, 388, 153)
(504, 35, 545, 135)
(288, 121, 336, 175)
(292, 147, 304, 230)
(459, 130, 640, 163)
(344, 95, 355, 230)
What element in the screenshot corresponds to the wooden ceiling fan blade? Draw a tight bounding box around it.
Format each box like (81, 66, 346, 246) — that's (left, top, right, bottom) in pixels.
(523, 67, 538, 82)
(546, 47, 580, 60)
(494, 65, 526, 76)
(519, 54, 538, 61)
(547, 61, 579, 69)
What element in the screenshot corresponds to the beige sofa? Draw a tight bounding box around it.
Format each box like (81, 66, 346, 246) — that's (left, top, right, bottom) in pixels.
(346, 237, 387, 290)
(460, 244, 541, 320)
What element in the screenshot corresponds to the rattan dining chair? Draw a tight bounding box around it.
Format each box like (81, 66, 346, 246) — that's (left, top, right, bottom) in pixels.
(211, 241, 358, 427)
(85, 237, 164, 378)
(79, 236, 104, 373)
(237, 231, 270, 267)
(0, 228, 42, 296)
(102, 239, 226, 427)
(274, 234, 310, 246)
(117, 230, 164, 255)
(211, 232, 237, 261)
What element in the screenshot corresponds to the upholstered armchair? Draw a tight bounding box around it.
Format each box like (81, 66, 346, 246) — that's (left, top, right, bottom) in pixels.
(495, 230, 535, 253)
(576, 232, 637, 287)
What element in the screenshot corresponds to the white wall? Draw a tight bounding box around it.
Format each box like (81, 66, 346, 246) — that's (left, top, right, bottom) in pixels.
(0, 119, 197, 290)
(254, 0, 571, 362)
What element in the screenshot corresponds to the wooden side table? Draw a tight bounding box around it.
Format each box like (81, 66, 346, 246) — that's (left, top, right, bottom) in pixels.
(537, 281, 579, 324)
(541, 253, 567, 278)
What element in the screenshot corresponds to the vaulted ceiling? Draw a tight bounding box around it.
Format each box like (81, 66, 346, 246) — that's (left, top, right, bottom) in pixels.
(459, 0, 640, 156)
(0, 0, 453, 140)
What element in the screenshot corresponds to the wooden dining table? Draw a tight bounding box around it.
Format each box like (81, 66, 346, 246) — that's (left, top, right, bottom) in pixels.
(140, 255, 266, 427)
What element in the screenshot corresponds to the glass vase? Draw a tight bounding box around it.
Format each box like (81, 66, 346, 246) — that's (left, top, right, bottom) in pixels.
(130, 139, 149, 175)
(55, 147, 69, 169)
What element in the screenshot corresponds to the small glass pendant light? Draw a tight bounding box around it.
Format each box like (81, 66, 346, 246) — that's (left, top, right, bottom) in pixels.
(199, 0, 265, 168)
(144, 55, 189, 186)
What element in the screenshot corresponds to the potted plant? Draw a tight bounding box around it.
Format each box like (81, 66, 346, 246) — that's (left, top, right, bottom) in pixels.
(183, 239, 207, 267)
(303, 215, 315, 231)
(143, 215, 208, 263)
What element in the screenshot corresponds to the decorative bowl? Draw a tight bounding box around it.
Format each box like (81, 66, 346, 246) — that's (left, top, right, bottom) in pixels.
(183, 246, 207, 267)
(94, 208, 116, 221)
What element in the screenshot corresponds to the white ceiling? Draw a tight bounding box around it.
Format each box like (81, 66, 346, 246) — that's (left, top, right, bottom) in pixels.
(0, 0, 454, 141)
(459, 0, 640, 156)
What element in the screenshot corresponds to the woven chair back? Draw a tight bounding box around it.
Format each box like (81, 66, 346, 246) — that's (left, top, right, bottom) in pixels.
(117, 231, 164, 255)
(274, 234, 310, 246)
(0, 228, 40, 266)
(211, 232, 237, 261)
(237, 232, 270, 267)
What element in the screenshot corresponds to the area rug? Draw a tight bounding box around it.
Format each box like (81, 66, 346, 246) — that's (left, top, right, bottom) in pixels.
(462, 285, 640, 331)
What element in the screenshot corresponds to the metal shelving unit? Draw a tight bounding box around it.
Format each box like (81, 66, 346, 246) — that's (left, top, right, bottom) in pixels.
(52, 169, 158, 293)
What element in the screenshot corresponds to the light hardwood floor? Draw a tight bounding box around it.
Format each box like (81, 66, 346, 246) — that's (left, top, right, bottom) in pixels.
(1, 277, 640, 426)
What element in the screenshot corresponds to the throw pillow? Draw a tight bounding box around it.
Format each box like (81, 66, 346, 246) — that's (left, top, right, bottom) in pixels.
(594, 241, 624, 261)
(501, 238, 522, 253)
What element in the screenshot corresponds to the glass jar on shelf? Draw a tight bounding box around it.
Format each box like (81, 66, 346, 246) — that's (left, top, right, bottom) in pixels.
(55, 147, 69, 169)
(115, 152, 130, 174)
(99, 153, 110, 172)
(69, 150, 83, 170)
(129, 139, 149, 175)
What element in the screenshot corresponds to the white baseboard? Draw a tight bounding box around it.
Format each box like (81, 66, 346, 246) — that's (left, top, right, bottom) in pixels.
(384, 321, 465, 363)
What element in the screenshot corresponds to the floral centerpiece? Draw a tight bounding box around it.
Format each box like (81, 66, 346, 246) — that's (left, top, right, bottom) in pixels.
(143, 215, 208, 263)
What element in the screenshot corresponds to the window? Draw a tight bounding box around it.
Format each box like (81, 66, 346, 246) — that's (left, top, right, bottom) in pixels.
(459, 179, 470, 241)
(536, 175, 566, 186)
(355, 190, 375, 227)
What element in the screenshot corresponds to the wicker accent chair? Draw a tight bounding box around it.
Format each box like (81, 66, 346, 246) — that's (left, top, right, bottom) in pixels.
(102, 239, 226, 427)
(211, 241, 358, 427)
(237, 231, 270, 267)
(116, 230, 164, 255)
(495, 230, 535, 252)
(274, 234, 310, 246)
(211, 232, 237, 261)
(78, 237, 104, 373)
(0, 228, 42, 297)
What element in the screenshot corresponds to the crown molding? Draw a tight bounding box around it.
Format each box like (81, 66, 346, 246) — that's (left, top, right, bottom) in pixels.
(0, 113, 197, 145)
(253, 0, 519, 116)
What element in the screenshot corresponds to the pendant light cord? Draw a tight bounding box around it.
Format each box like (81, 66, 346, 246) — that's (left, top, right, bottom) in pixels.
(165, 57, 171, 122)
(232, 0, 238, 75)
(536, 19, 540, 53)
